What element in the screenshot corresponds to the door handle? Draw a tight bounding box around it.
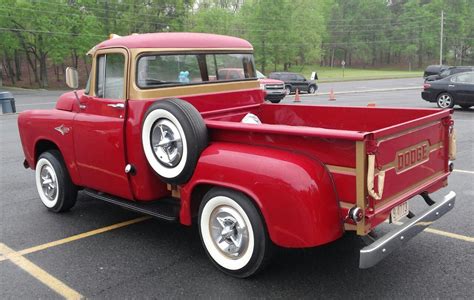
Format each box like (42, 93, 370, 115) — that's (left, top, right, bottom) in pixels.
(448, 84, 455, 88)
(79, 103, 86, 110)
(107, 103, 125, 109)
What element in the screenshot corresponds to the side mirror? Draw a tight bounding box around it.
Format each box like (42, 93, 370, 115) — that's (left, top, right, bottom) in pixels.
(65, 67, 79, 89)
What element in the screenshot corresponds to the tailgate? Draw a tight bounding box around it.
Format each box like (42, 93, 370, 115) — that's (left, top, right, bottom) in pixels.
(356, 111, 455, 234)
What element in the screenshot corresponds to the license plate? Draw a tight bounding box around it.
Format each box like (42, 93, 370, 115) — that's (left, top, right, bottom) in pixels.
(390, 202, 409, 223)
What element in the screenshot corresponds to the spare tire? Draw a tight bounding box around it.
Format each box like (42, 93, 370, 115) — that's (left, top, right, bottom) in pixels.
(142, 99, 208, 184)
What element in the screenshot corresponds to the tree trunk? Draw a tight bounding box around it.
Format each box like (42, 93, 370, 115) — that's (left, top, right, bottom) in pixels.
(83, 57, 89, 74)
(260, 40, 266, 74)
(3, 51, 16, 85)
(39, 52, 48, 88)
(330, 48, 335, 68)
(14, 50, 21, 81)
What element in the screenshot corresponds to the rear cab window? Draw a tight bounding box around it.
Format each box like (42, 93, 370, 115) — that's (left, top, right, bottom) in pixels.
(136, 53, 256, 89)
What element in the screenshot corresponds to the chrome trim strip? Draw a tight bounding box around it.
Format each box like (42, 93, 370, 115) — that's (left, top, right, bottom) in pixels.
(359, 191, 456, 268)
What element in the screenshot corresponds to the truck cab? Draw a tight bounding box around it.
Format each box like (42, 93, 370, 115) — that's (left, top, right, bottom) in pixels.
(18, 33, 456, 278)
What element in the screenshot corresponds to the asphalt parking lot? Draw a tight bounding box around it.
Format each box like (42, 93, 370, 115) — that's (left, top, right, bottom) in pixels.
(1, 78, 473, 298)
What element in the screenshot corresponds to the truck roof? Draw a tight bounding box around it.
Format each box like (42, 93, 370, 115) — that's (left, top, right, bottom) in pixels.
(96, 32, 253, 50)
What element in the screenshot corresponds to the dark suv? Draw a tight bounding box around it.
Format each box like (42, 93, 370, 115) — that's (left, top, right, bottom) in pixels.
(425, 66, 474, 81)
(269, 72, 317, 94)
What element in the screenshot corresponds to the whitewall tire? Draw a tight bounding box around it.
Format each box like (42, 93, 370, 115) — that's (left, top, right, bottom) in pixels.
(35, 150, 77, 212)
(142, 99, 207, 184)
(198, 188, 271, 278)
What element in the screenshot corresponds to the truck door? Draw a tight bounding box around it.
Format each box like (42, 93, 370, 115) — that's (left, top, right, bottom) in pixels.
(73, 49, 132, 199)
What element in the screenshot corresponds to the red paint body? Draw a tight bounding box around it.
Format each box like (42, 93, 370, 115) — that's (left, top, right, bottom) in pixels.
(17, 33, 454, 248)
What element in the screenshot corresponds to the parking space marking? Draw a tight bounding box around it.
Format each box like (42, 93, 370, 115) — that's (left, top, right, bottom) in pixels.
(453, 169, 474, 175)
(423, 228, 474, 243)
(16, 102, 57, 107)
(389, 220, 474, 243)
(0, 243, 83, 299)
(0, 216, 151, 263)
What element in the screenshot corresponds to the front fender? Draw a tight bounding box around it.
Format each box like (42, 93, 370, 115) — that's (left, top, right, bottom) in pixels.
(180, 142, 343, 248)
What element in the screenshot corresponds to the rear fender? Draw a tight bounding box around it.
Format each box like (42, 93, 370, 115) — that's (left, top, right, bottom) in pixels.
(18, 110, 80, 185)
(180, 142, 344, 248)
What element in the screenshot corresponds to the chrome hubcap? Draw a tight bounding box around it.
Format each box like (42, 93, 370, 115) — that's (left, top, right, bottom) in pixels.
(438, 95, 451, 108)
(210, 207, 249, 259)
(151, 119, 183, 167)
(40, 165, 57, 200)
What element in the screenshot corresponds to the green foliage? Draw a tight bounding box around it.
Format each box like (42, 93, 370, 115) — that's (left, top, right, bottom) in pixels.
(0, 0, 472, 88)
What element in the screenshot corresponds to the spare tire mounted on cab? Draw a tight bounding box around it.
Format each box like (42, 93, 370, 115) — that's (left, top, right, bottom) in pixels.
(141, 98, 208, 184)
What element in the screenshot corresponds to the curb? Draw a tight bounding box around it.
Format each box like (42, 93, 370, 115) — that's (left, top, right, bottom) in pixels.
(301, 86, 421, 97)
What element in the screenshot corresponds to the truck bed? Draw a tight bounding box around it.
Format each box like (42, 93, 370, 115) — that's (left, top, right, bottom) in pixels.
(204, 103, 454, 234)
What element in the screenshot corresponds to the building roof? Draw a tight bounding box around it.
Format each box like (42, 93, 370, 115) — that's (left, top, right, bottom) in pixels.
(96, 32, 253, 50)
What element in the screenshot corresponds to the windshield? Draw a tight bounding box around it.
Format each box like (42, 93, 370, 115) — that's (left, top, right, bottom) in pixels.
(256, 70, 266, 79)
(137, 53, 256, 88)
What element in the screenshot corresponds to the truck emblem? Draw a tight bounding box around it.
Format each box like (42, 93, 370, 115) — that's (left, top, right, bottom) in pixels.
(395, 141, 430, 173)
(54, 124, 70, 135)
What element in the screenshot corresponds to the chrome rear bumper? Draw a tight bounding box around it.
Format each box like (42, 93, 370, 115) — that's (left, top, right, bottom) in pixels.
(359, 191, 456, 269)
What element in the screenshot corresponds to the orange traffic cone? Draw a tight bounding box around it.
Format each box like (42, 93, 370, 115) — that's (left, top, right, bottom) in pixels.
(367, 102, 376, 107)
(294, 89, 301, 102)
(329, 88, 336, 101)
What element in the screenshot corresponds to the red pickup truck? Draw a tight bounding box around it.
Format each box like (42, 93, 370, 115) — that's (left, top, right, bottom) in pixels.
(18, 33, 457, 278)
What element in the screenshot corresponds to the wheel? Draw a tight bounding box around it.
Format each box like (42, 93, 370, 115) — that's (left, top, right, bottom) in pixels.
(35, 150, 77, 212)
(269, 99, 281, 104)
(285, 86, 292, 95)
(459, 104, 472, 110)
(436, 93, 454, 108)
(308, 85, 316, 94)
(142, 99, 208, 184)
(198, 187, 272, 278)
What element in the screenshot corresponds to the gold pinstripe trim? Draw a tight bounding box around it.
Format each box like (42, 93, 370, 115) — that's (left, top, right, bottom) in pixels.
(340, 201, 355, 209)
(376, 120, 440, 142)
(327, 165, 356, 175)
(355, 141, 368, 235)
(129, 80, 260, 99)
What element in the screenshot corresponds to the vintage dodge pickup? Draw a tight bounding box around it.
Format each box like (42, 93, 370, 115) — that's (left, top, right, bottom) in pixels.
(18, 33, 457, 278)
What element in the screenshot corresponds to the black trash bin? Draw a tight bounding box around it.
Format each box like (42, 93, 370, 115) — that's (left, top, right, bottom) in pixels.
(0, 91, 16, 113)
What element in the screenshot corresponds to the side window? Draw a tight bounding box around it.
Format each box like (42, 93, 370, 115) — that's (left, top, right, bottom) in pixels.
(296, 75, 305, 81)
(453, 73, 474, 84)
(96, 53, 125, 99)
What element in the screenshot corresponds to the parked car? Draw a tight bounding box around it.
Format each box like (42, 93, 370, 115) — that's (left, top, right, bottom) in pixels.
(216, 69, 286, 103)
(423, 64, 449, 78)
(18, 32, 456, 278)
(422, 71, 474, 109)
(425, 66, 474, 82)
(268, 72, 317, 95)
(256, 71, 286, 103)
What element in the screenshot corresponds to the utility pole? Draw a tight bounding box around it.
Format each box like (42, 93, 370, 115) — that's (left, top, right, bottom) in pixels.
(439, 10, 444, 65)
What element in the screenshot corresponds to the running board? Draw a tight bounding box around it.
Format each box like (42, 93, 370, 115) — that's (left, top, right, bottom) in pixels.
(83, 189, 179, 222)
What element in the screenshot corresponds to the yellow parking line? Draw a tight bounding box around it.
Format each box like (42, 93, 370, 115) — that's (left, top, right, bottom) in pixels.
(453, 169, 474, 175)
(386, 220, 473, 243)
(0, 243, 83, 299)
(0, 216, 151, 262)
(424, 228, 474, 242)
